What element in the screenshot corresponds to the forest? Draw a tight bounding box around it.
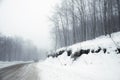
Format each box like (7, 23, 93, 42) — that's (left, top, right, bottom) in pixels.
(51, 0, 120, 49)
(0, 34, 40, 61)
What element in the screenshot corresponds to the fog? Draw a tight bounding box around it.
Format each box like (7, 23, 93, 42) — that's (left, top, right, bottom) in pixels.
(0, 0, 59, 50)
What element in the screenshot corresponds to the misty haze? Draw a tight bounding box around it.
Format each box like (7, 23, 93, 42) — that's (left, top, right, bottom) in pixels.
(0, 0, 120, 80)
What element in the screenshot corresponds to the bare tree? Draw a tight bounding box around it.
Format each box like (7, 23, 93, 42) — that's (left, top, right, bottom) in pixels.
(51, 0, 120, 49)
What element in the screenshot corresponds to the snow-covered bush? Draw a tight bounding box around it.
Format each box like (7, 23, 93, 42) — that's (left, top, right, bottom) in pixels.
(47, 32, 120, 65)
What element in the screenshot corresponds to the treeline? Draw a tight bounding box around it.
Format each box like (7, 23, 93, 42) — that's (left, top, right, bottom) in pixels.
(0, 34, 40, 61)
(51, 0, 120, 49)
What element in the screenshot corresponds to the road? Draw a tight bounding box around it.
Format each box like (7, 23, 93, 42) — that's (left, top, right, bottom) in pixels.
(0, 63, 39, 80)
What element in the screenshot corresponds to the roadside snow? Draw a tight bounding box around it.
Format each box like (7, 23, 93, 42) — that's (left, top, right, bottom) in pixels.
(37, 31, 120, 80)
(37, 54, 120, 80)
(0, 61, 19, 69)
(0, 61, 33, 69)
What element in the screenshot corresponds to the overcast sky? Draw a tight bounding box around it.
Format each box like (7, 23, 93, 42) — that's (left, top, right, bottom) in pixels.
(0, 0, 60, 50)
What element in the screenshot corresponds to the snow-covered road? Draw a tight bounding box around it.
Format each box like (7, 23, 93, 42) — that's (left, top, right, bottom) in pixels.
(0, 63, 39, 80)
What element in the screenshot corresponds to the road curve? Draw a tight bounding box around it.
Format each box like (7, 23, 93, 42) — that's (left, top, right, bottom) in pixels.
(0, 63, 39, 80)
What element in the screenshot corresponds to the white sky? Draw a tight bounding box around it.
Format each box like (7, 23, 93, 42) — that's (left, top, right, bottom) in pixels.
(0, 0, 60, 50)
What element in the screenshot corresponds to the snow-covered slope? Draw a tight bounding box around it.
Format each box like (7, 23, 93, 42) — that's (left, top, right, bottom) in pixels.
(47, 31, 120, 65)
(36, 32, 120, 80)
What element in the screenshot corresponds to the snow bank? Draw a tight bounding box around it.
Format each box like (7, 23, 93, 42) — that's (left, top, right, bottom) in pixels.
(37, 32, 120, 80)
(0, 61, 33, 69)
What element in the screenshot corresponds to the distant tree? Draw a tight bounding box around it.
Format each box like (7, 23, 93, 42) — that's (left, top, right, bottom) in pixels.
(0, 34, 40, 61)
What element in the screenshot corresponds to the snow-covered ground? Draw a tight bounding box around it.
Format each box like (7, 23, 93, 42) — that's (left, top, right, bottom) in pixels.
(37, 53, 120, 80)
(0, 61, 21, 69)
(0, 61, 33, 69)
(37, 31, 120, 80)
